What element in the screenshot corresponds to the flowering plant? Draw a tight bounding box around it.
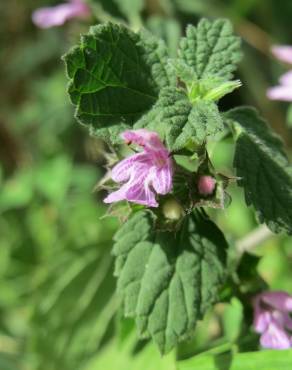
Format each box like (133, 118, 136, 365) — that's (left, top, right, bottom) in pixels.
(63, 15, 292, 362)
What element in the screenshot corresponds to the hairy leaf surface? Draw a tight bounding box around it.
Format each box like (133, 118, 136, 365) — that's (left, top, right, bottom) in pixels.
(63, 23, 173, 143)
(227, 107, 292, 234)
(178, 18, 242, 81)
(113, 210, 228, 354)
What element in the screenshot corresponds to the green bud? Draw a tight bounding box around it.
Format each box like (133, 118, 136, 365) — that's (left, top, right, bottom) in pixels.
(162, 199, 184, 220)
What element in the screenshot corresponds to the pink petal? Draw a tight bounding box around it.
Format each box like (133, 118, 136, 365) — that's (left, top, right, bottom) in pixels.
(267, 85, 292, 101)
(104, 129, 172, 208)
(262, 291, 292, 312)
(32, 1, 89, 28)
(279, 70, 292, 86)
(283, 313, 292, 330)
(111, 153, 150, 183)
(104, 171, 158, 207)
(151, 165, 173, 195)
(125, 178, 158, 207)
(103, 186, 127, 204)
(122, 129, 166, 152)
(271, 45, 292, 65)
(254, 310, 272, 334)
(260, 319, 291, 349)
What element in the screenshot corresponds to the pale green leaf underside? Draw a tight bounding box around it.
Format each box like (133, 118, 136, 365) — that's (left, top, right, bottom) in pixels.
(178, 18, 242, 81)
(63, 22, 173, 143)
(227, 107, 292, 234)
(113, 210, 228, 354)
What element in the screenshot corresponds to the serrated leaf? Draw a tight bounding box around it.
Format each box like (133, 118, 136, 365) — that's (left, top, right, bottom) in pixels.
(154, 88, 224, 151)
(113, 210, 228, 354)
(178, 18, 242, 81)
(63, 23, 174, 144)
(226, 107, 292, 234)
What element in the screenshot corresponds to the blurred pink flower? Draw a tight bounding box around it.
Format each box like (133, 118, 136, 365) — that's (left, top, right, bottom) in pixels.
(267, 45, 292, 102)
(271, 45, 292, 64)
(32, 0, 90, 29)
(253, 291, 292, 349)
(104, 129, 173, 207)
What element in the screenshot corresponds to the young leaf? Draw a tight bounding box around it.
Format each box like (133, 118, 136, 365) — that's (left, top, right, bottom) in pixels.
(159, 88, 224, 151)
(63, 23, 174, 144)
(113, 210, 228, 354)
(178, 18, 242, 81)
(226, 107, 292, 234)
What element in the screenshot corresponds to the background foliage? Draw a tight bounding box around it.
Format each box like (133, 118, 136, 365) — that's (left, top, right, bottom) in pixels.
(0, 0, 292, 369)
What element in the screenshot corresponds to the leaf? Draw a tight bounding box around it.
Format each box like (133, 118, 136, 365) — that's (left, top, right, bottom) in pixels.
(113, 210, 228, 354)
(178, 349, 292, 370)
(146, 17, 182, 58)
(155, 88, 223, 151)
(113, 0, 144, 24)
(63, 23, 174, 144)
(226, 107, 292, 234)
(178, 18, 242, 81)
(222, 298, 243, 342)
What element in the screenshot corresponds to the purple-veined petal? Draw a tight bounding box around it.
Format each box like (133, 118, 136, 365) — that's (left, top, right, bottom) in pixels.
(260, 319, 291, 349)
(111, 152, 151, 182)
(267, 85, 292, 101)
(271, 45, 292, 65)
(104, 129, 172, 207)
(32, 0, 90, 28)
(104, 169, 158, 207)
(122, 129, 166, 151)
(261, 291, 292, 312)
(124, 174, 158, 207)
(151, 165, 173, 195)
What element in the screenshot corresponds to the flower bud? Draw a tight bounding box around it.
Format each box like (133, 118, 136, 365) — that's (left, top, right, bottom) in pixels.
(162, 199, 184, 220)
(197, 175, 216, 196)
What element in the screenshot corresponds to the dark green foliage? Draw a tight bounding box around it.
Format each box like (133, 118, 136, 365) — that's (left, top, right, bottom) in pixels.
(113, 210, 228, 353)
(63, 22, 173, 143)
(227, 107, 292, 234)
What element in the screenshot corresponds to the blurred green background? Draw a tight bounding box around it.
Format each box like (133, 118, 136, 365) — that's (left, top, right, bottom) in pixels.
(0, 1, 292, 369)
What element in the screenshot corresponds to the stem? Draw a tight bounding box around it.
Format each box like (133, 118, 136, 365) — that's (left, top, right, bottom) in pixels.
(236, 224, 273, 255)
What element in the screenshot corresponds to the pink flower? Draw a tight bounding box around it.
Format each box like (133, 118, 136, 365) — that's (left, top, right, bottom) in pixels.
(104, 129, 173, 208)
(32, 0, 90, 29)
(253, 291, 292, 349)
(197, 175, 216, 196)
(271, 45, 292, 64)
(267, 45, 292, 102)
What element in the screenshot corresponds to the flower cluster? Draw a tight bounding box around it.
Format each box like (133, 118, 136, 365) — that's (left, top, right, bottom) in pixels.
(253, 291, 292, 349)
(32, 0, 90, 29)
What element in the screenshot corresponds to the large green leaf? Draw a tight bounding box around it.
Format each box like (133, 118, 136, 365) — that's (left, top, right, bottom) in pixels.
(63, 23, 173, 144)
(226, 107, 292, 234)
(113, 210, 228, 354)
(178, 18, 242, 81)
